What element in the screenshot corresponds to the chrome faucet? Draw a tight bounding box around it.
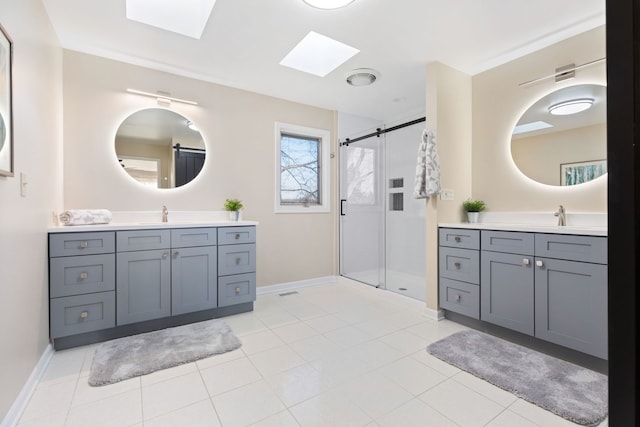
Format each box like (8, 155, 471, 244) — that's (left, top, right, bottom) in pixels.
(162, 205, 168, 223)
(554, 205, 566, 226)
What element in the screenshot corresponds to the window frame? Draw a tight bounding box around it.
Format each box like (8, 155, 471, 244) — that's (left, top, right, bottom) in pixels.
(275, 122, 331, 213)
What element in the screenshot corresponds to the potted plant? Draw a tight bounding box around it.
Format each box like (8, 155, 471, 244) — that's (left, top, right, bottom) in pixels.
(462, 199, 486, 223)
(224, 198, 243, 221)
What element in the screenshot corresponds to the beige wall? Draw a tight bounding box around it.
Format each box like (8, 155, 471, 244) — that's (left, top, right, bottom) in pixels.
(472, 26, 607, 211)
(512, 123, 607, 186)
(62, 51, 338, 287)
(425, 62, 473, 311)
(0, 0, 63, 420)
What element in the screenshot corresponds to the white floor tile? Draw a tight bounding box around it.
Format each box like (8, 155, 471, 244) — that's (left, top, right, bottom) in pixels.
(378, 357, 447, 396)
(18, 379, 76, 423)
(289, 390, 372, 427)
(281, 302, 327, 320)
(213, 380, 286, 427)
(140, 362, 198, 388)
(310, 352, 374, 387)
(418, 379, 505, 426)
(485, 409, 539, 427)
(375, 398, 457, 427)
(196, 347, 245, 370)
(323, 325, 375, 348)
(144, 399, 221, 427)
(377, 330, 429, 355)
(342, 339, 404, 369)
(142, 371, 210, 420)
(248, 345, 306, 377)
(271, 322, 319, 344)
(250, 410, 301, 427)
(263, 364, 329, 407)
(258, 311, 300, 329)
(289, 334, 344, 362)
(410, 350, 461, 377)
(224, 313, 268, 336)
(336, 371, 414, 419)
(241, 329, 287, 355)
(199, 357, 262, 396)
(303, 314, 349, 334)
(452, 371, 518, 407)
(66, 389, 142, 427)
(72, 375, 140, 407)
(508, 399, 586, 426)
(16, 412, 67, 427)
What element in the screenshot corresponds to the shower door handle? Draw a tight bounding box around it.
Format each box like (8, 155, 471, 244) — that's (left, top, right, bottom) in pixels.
(340, 199, 347, 216)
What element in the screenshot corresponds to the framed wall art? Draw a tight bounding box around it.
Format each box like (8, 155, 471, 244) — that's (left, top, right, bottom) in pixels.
(560, 159, 607, 186)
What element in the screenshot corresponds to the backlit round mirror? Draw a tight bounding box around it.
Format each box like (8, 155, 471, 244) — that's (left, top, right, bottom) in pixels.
(511, 84, 606, 186)
(115, 108, 205, 188)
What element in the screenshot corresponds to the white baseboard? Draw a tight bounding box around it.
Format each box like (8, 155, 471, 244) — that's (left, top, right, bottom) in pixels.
(423, 307, 445, 321)
(1, 344, 54, 427)
(256, 276, 338, 295)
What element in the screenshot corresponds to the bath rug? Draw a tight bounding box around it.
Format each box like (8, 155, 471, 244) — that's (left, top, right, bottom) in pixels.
(89, 319, 241, 386)
(427, 330, 607, 426)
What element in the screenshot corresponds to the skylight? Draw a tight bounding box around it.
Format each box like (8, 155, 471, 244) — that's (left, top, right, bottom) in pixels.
(280, 31, 359, 77)
(512, 121, 553, 135)
(126, 0, 217, 39)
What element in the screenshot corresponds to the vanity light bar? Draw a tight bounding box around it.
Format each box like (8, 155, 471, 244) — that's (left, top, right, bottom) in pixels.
(518, 57, 606, 87)
(126, 88, 198, 105)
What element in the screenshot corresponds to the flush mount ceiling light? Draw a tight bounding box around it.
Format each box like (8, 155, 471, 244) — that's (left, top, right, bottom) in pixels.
(302, 0, 356, 9)
(548, 98, 594, 116)
(346, 68, 379, 87)
(126, 0, 217, 39)
(280, 31, 359, 77)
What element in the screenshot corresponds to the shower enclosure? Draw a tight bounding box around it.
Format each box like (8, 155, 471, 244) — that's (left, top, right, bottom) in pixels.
(339, 115, 427, 301)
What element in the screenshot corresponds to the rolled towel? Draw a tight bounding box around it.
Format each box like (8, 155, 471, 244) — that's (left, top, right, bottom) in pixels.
(59, 209, 113, 226)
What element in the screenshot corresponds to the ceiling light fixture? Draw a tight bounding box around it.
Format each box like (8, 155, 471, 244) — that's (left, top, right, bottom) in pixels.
(280, 31, 359, 77)
(126, 89, 198, 106)
(302, 0, 355, 9)
(548, 98, 594, 116)
(346, 68, 378, 86)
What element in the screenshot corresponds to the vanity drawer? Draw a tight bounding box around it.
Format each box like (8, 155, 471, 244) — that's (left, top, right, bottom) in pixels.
(117, 229, 171, 252)
(171, 228, 217, 248)
(218, 273, 256, 307)
(535, 234, 607, 264)
(439, 277, 479, 319)
(49, 232, 115, 257)
(218, 226, 256, 245)
(439, 247, 479, 284)
(439, 228, 479, 250)
(50, 254, 115, 298)
(482, 230, 534, 255)
(50, 292, 115, 338)
(218, 244, 256, 276)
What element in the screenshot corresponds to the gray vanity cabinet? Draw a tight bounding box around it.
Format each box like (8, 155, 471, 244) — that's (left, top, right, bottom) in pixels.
(534, 234, 608, 359)
(217, 226, 257, 307)
(480, 231, 535, 336)
(171, 228, 218, 315)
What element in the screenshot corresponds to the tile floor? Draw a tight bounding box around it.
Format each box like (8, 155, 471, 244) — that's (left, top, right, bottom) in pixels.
(17, 278, 608, 427)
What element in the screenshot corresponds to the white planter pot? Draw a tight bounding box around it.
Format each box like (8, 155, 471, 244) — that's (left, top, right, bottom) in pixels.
(228, 211, 240, 221)
(467, 212, 479, 223)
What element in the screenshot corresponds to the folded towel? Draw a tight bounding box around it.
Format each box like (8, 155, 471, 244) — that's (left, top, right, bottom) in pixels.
(59, 209, 113, 226)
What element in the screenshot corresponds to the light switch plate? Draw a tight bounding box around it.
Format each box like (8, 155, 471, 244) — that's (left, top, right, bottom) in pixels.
(440, 188, 454, 201)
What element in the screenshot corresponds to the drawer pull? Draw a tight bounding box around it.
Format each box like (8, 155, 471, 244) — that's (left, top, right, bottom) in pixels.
(235, 257, 241, 265)
(162, 252, 169, 259)
(454, 236, 461, 243)
(522, 258, 530, 266)
(235, 287, 241, 294)
(536, 260, 544, 268)
(455, 294, 461, 301)
(454, 262, 461, 269)
(235, 233, 240, 240)
(79, 272, 88, 280)
(173, 251, 180, 257)
(79, 241, 88, 249)
(80, 311, 89, 320)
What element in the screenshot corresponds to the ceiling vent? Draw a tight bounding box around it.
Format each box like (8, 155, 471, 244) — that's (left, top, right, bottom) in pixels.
(346, 68, 379, 87)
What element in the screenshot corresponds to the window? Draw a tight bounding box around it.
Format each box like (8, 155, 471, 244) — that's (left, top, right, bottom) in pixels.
(276, 123, 330, 213)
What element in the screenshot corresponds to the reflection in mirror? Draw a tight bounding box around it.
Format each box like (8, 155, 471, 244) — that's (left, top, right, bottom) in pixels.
(511, 84, 606, 186)
(115, 108, 205, 189)
(0, 113, 5, 153)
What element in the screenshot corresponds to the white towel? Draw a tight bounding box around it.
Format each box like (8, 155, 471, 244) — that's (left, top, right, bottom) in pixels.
(414, 129, 440, 199)
(59, 209, 113, 226)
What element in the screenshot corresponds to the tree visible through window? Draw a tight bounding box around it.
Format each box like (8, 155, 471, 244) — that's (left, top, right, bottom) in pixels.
(280, 133, 321, 206)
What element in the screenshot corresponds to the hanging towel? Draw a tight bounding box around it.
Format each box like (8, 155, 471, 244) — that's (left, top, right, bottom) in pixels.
(59, 209, 113, 226)
(414, 129, 440, 199)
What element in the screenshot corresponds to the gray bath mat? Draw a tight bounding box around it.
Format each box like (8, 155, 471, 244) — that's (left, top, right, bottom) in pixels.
(89, 319, 241, 386)
(427, 330, 607, 426)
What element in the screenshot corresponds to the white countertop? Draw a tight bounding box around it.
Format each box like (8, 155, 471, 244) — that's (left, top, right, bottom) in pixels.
(48, 220, 259, 233)
(439, 222, 607, 236)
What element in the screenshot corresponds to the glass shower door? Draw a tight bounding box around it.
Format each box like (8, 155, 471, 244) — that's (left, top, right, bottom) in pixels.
(339, 135, 386, 288)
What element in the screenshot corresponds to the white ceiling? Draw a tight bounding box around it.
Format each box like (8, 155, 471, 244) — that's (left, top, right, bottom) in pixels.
(41, 0, 605, 123)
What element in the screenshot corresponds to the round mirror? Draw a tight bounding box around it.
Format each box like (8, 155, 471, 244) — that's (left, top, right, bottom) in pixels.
(511, 84, 606, 186)
(115, 108, 205, 188)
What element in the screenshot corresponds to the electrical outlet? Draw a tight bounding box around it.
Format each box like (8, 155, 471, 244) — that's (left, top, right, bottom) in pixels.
(440, 188, 454, 201)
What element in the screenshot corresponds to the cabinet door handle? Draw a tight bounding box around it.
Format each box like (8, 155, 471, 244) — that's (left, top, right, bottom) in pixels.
(235, 287, 241, 294)
(454, 262, 461, 269)
(455, 294, 461, 301)
(235, 233, 240, 240)
(80, 311, 88, 320)
(79, 241, 88, 249)
(522, 258, 530, 266)
(454, 236, 461, 243)
(173, 251, 180, 257)
(235, 257, 241, 265)
(162, 252, 169, 259)
(79, 272, 88, 280)
(536, 260, 544, 268)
